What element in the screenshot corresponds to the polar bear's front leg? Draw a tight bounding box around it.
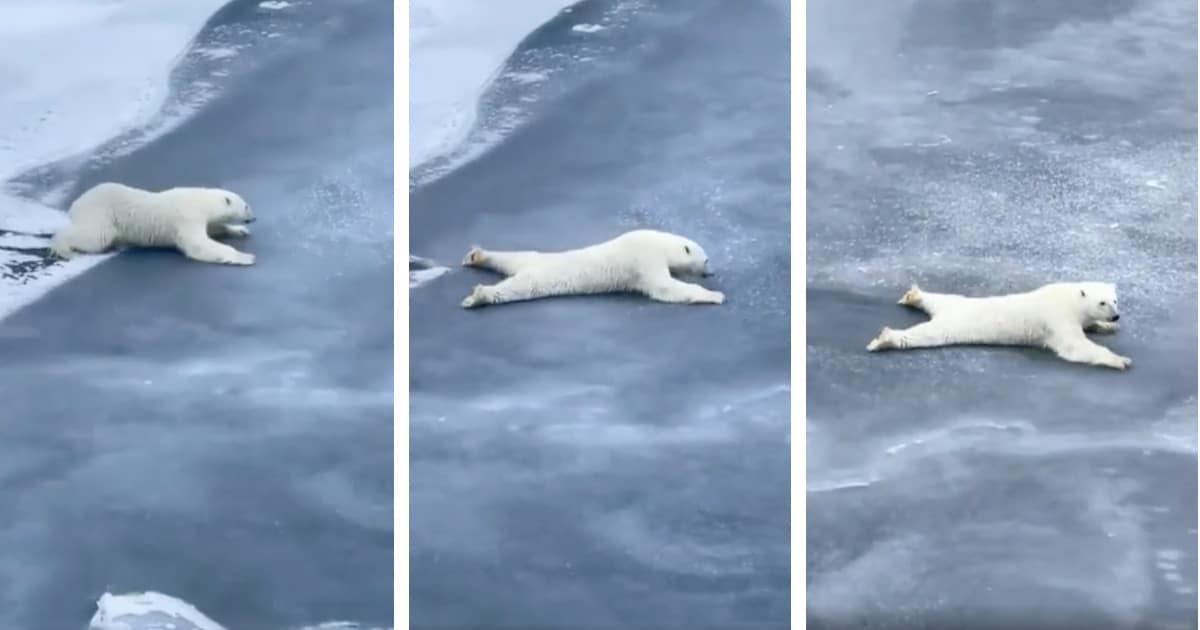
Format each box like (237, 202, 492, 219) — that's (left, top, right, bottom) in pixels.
(1085, 320, 1119, 334)
(177, 231, 255, 266)
(1047, 329, 1131, 370)
(643, 277, 724, 305)
(208, 223, 251, 239)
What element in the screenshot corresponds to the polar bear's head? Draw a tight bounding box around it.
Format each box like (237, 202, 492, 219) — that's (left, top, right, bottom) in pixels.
(1076, 282, 1120, 323)
(659, 233, 712, 277)
(206, 188, 255, 224)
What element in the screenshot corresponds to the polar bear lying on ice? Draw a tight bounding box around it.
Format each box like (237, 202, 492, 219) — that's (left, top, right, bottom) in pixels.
(459, 228, 724, 308)
(866, 281, 1132, 370)
(50, 182, 256, 265)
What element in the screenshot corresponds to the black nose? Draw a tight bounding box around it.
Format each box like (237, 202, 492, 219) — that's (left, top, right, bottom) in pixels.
(246, 217, 257, 223)
(1111, 314, 1120, 322)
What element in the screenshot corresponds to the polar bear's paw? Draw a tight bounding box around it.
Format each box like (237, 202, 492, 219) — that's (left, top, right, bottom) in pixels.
(898, 284, 923, 307)
(461, 246, 486, 267)
(866, 327, 896, 352)
(461, 284, 492, 308)
(222, 251, 255, 266)
(706, 290, 726, 305)
(1113, 354, 1133, 370)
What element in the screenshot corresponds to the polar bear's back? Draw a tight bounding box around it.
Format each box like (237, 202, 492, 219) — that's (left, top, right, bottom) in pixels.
(507, 230, 677, 294)
(920, 289, 1056, 345)
(69, 182, 192, 247)
(540, 245, 641, 292)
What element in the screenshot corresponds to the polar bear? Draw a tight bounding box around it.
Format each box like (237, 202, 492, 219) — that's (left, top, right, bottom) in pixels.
(459, 228, 725, 308)
(866, 281, 1132, 370)
(50, 182, 256, 265)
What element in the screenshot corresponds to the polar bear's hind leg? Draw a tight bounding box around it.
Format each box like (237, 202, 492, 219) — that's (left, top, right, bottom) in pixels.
(49, 231, 77, 259)
(898, 284, 923, 308)
(461, 284, 489, 308)
(50, 224, 115, 259)
(898, 284, 960, 317)
(867, 321, 957, 351)
(461, 247, 542, 276)
(461, 271, 568, 308)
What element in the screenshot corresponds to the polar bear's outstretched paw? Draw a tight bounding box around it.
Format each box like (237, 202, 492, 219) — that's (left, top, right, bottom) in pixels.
(701, 290, 725, 305)
(898, 284, 923, 307)
(1113, 354, 1133, 370)
(461, 284, 492, 308)
(866, 327, 896, 352)
(225, 251, 255, 265)
(461, 246, 486, 267)
(178, 234, 254, 266)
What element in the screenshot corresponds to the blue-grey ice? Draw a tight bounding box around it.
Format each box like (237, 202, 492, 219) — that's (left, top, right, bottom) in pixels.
(807, 0, 1197, 627)
(0, 1, 392, 627)
(409, 0, 790, 628)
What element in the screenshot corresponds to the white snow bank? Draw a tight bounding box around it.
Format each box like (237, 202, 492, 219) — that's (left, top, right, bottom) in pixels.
(89, 590, 393, 630)
(408, 0, 579, 167)
(89, 591, 225, 630)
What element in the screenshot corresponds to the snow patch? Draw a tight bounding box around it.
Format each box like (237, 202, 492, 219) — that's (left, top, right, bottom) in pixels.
(408, 0, 579, 168)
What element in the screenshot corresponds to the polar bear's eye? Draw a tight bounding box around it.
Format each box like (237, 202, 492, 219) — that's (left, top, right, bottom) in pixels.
(684, 246, 691, 255)
(1099, 301, 1107, 306)
(224, 196, 231, 206)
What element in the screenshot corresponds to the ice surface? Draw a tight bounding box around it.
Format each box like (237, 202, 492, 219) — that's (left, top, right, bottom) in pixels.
(0, 1, 393, 626)
(807, 0, 1197, 626)
(410, 1, 790, 627)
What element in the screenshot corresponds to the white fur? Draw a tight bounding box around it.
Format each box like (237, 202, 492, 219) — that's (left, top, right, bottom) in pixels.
(866, 281, 1132, 370)
(459, 228, 724, 308)
(50, 182, 256, 265)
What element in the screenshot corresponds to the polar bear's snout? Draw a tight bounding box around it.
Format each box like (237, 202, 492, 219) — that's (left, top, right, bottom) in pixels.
(1110, 314, 1120, 322)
